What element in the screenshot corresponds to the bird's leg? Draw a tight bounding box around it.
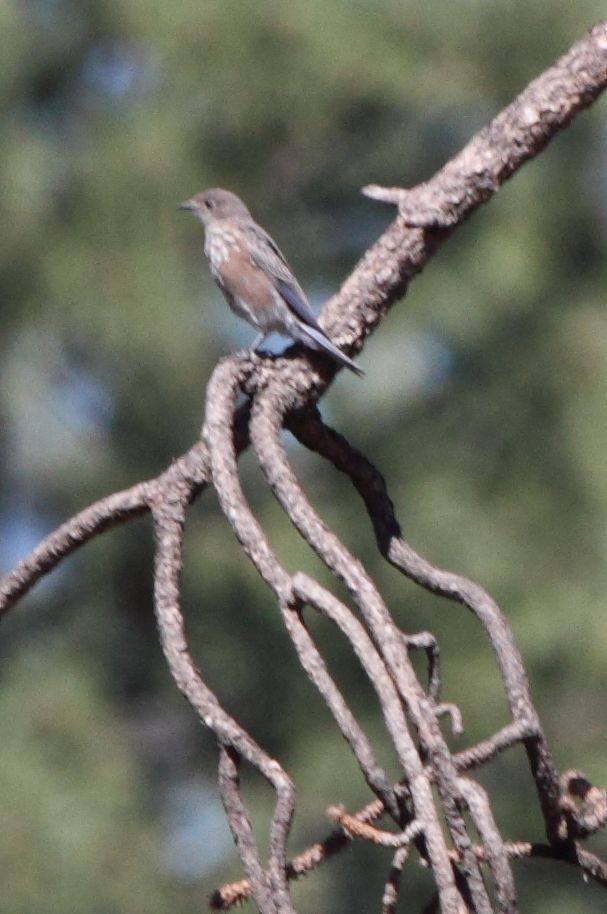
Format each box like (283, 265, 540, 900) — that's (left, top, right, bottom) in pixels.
(251, 333, 266, 352)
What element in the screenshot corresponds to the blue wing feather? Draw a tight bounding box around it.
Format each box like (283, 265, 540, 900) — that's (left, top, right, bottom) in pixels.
(242, 221, 363, 376)
(276, 279, 320, 328)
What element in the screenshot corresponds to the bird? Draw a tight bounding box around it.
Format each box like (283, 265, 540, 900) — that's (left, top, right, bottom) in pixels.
(178, 188, 363, 376)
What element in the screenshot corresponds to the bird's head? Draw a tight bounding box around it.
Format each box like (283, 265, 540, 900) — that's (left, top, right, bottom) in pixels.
(178, 188, 252, 225)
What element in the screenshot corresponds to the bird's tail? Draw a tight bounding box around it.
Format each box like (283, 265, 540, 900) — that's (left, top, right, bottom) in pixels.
(299, 325, 364, 376)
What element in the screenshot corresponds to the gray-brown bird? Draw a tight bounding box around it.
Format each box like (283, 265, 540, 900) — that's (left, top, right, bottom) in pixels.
(178, 188, 363, 376)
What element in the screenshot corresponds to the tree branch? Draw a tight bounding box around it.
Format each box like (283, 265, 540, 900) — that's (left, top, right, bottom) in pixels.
(2, 16, 607, 914)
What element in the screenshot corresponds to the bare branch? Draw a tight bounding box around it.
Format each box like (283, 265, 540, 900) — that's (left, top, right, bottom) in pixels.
(289, 412, 563, 844)
(280, 585, 400, 820)
(2, 17, 607, 914)
(457, 779, 517, 914)
(252, 390, 489, 912)
(363, 20, 607, 229)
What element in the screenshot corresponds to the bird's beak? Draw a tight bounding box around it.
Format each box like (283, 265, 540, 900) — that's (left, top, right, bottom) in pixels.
(178, 199, 194, 211)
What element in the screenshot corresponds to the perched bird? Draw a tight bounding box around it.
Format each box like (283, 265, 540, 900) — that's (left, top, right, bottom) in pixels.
(178, 188, 363, 376)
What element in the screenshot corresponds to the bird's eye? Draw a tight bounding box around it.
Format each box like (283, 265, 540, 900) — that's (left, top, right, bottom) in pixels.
(205, 199, 214, 209)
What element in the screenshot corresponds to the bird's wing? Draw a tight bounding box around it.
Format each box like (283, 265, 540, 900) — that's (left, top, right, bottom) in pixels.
(243, 223, 321, 329)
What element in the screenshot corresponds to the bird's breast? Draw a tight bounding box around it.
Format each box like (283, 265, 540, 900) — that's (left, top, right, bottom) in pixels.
(205, 234, 290, 333)
(204, 226, 239, 272)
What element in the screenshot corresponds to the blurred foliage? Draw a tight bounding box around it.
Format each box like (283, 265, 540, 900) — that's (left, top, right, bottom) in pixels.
(1, 0, 607, 910)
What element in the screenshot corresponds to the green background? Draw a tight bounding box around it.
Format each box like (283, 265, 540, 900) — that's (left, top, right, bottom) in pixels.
(1, 0, 607, 911)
